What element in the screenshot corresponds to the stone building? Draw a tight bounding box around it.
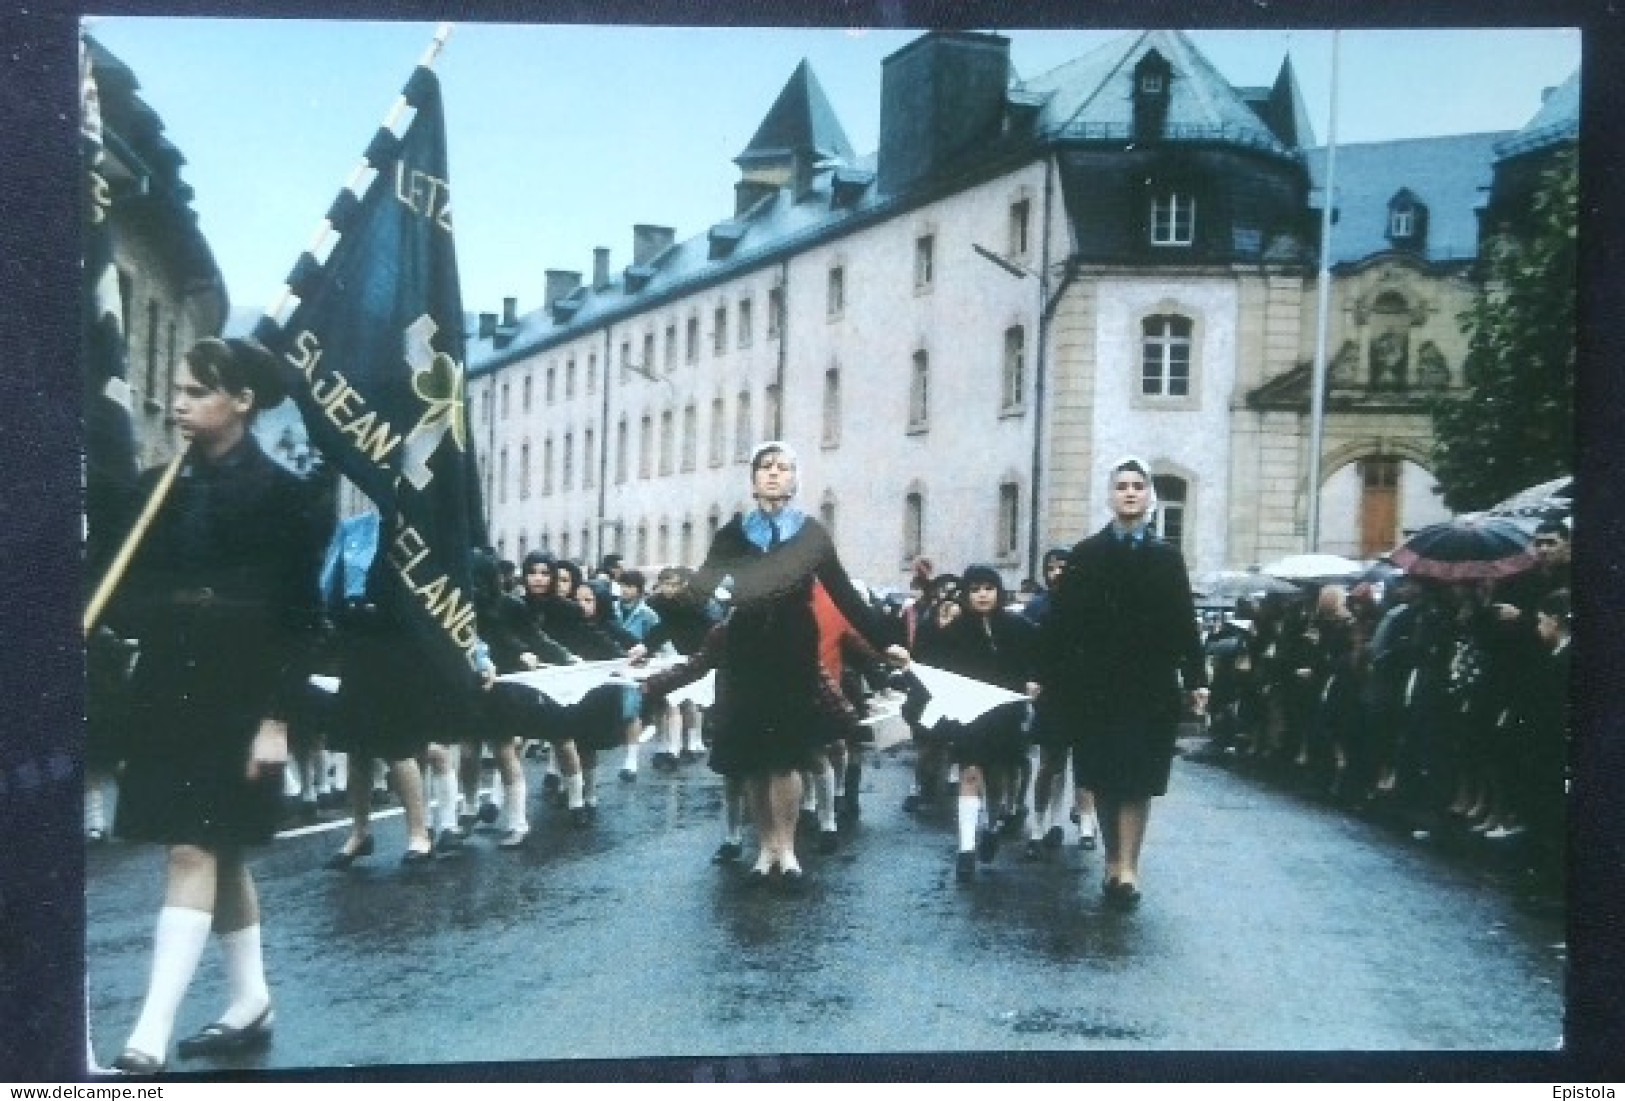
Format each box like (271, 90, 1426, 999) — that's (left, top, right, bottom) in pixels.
(86, 35, 229, 470)
(467, 29, 1576, 588)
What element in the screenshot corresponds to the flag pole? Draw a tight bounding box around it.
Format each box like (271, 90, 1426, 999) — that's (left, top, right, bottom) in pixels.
(82, 22, 455, 639)
(264, 22, 455, 326)
(82, 446, 189, 637)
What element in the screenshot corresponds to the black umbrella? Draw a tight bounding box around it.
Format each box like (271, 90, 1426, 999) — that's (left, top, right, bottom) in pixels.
(1390, 515, 1537, 582)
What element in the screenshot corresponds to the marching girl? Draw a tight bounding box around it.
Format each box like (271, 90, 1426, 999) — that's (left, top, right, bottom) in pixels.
(104, 338, 329, 1072)
(687, 441, 908, 887)
(918, 565, 1040, 880)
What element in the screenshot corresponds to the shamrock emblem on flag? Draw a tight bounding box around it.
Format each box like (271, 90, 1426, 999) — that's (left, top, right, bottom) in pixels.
(401, 314, 467, 490)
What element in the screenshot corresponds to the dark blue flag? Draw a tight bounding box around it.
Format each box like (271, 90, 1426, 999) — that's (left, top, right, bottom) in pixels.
(82, 34, 138, 577)
(254, 66, 486, 689)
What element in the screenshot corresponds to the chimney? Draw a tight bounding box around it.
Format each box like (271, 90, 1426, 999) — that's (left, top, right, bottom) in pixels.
(632, 225, 676, 267)
(478, 312, 497, 339)
(592, 248, 611, 289)
(544, 269, 582, 308)
(878, 32, 1010, 196)
(502, 297, 518, 327)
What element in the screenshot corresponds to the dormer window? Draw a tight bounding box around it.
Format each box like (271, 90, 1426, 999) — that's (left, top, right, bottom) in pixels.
(1140, 72, 1164, 95)
(1385, 188, 1428, 249)
(1150, 192, 1196, 246)
(1133, 50, 1173, 142)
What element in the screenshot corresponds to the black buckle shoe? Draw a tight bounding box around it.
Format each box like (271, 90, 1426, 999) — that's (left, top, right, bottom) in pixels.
(976, 827, 999, 864)
(175, 1006, 274, 1059)
(112, 1048, 165, 1074)
(712, 841, 743, 864)
(324, 834, 374, 870)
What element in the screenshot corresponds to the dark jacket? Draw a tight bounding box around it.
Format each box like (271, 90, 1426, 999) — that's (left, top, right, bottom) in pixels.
(935, 608, 1038, 695)
(1038, 525, 1206, 724)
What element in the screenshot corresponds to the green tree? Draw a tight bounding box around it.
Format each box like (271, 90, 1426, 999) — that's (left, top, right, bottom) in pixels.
(1429, 146, 1576, 512)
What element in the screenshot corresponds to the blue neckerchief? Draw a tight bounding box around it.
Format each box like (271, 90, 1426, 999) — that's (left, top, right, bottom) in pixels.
(319, 511, 381, 605)
(1110, 520, 1150, 546)
(743, 505, 806, 551)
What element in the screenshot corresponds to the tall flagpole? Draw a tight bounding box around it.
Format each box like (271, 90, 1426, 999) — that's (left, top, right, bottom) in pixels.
(1306, 29, 1340, 553)
(264, 22, 456, 327)
(82, 23, 456, 639)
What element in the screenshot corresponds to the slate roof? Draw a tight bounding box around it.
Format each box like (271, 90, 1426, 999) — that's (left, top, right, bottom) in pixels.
(1494, 68, 1579, 160)
(735, 59, 856, 166)
(1019, 29, 1299, 160)
(1305, 133, 1509, 267)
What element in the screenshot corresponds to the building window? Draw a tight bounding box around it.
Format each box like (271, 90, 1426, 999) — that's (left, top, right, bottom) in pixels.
(515, 534, 525, 559)
(498, 446, 509, 503)
(822, 368, 841, 448)
(767, 287, 784, 339)
(820, 492, 836, 539)
(500, 382, 510, 420)
(908, 350, 930, 432)
(563, 431, 574, 490)
(1389, 208, 1413, 239)
(615, 417, 629, 484)
(827, 265, 845, 318)
(145, 299, 159, 403)
(587, 352, 598, 394)
(583, 427, 596, 489)
(1002, 326, 1026, 411)
(735, 391, 753, 461)
(681, 404, 697, 472)
(713, 305, 728, 356)
(663, 324, 676, 372)
(1009, 199, 1031, 257)
(546, 366, 556, 405)
(620, 340, 632, 384)
(707, 507, 722, 544)
(1141, 315, 1193, 397)
(639, 415, 654, 479)
(680, 520, 694, 566)
(738, 297, 753, 348)
(542, 436, 554, 495)
(481, 389, 491, 425)
(566, 358, 576, 399)
(518, 443, 531, 500)
(643, 333, 655, 376)
(659, 409, 675, 476)
(764, 383, 782, 440)
(523, 373, 534, 412)
(636, 523, 649, 568)
(709, 397, 727, 467)
(1140, 71, 1164, 95)
(1150, 192, 1196, 246)
(914, 234, 935, 289)
(903, 491, 924, 561)
(658, 522, 671, 566)
(581, 526, 591, 565)
(686, 316, 699, 364)
(561, 531, 571, 561)
(1153, 475, 1188, 551)
(997, 481, 1021, 560)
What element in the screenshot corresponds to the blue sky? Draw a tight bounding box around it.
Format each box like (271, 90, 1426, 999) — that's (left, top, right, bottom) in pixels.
(85, 19, 1580, 328)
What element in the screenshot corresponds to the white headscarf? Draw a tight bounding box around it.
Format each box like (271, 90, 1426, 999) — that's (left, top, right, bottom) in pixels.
(1105, 454, 1159, 520)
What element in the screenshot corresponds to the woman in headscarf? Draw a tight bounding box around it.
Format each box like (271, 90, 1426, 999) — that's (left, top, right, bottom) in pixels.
(1037, 457, 1208, 908)
(103, 338, 329, 1071)
(687, 441, 908, 887)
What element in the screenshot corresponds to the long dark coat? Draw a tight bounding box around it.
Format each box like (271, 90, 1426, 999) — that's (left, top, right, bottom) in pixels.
(693, 514, 888, 774)
(109, 438, 328, 847)
(1038, 525, 1206, 797)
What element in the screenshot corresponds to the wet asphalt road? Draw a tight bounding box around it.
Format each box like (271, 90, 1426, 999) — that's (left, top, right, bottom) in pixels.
(85, 736, 1565, 1073)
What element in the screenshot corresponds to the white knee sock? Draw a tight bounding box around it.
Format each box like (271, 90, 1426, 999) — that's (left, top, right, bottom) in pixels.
(622, 743, 640, 771)
(683, 712, 704, 753)
(218, 925, 271, 1027)
(566, 772, 585, 810)
(814, 763, 836, 831)
(957, 796, 982, 853)
(329, 752, 347, 793)
(86, 782, 107, 833)
(801, 773, 817, 813)
(372, 758, 388, 792)
(125, 906, 213, 1058)
(662, 710, 682, 755)
(502, 775, 528, 833)
(724, 781, 745, 844)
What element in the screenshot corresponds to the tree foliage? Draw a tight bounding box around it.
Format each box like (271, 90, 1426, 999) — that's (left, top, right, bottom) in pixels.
(1429, 146, 1576, 512)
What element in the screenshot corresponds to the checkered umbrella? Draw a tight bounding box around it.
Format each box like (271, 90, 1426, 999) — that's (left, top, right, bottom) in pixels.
(1389, 515, 1538, 582)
